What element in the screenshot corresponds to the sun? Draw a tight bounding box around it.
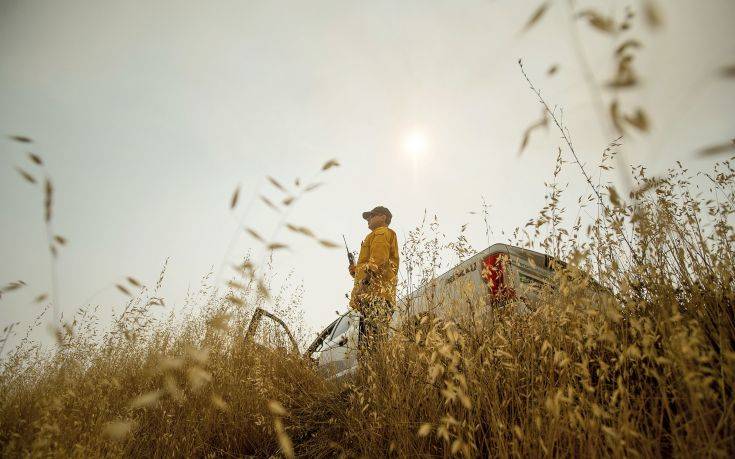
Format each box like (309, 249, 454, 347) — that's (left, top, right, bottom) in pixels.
(403, 130, 428, 156)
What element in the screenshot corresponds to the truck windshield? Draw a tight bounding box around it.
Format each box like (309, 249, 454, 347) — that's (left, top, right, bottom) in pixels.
(330, 315, 350, 340)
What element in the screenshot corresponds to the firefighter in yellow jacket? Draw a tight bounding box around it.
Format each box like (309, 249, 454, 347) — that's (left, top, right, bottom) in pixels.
(349, 206, 399, 350)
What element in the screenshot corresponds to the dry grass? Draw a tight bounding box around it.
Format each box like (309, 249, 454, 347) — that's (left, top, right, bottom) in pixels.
(1, 154, 733, 457)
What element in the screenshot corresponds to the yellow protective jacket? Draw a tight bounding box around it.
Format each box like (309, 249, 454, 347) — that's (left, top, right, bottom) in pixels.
(350, 226, 399, 309)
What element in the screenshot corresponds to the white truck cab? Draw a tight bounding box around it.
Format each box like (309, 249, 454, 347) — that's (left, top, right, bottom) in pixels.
(305, 309, 362, 379)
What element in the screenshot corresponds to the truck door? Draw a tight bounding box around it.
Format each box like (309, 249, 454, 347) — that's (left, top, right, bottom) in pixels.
(244, 307, 300, 353)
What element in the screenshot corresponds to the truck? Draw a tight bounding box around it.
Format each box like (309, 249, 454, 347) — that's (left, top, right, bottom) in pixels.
(245, 243, 567, 379)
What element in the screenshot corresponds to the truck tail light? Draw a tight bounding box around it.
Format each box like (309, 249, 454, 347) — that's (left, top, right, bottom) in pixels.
(482, 253, 515, 300)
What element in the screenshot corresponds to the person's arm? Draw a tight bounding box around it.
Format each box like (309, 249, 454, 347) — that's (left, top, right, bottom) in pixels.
(354, 236, 371, 282)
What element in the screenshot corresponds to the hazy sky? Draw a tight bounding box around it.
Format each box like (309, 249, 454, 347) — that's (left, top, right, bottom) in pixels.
(1, 0, 733, 351)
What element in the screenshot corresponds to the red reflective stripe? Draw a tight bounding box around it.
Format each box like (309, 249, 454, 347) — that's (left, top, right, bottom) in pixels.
(481, 253, 504, 293)
(482, 253, 515, 299)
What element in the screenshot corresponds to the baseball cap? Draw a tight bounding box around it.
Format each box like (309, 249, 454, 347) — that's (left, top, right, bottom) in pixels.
(362, 206, 392, 224)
